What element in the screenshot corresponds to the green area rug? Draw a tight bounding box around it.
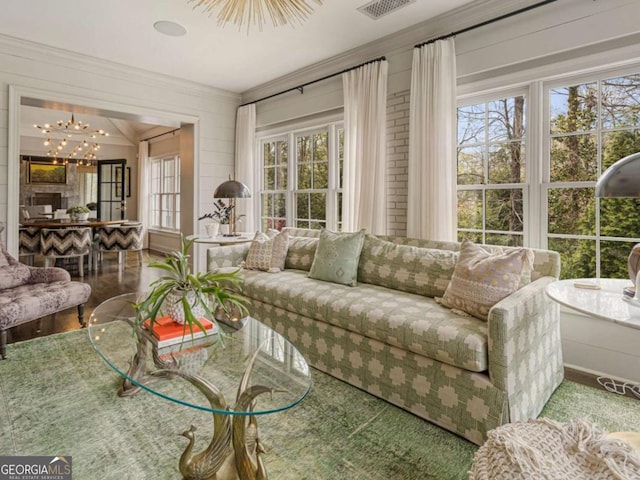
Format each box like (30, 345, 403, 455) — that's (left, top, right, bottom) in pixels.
(1, 330, 639, 480)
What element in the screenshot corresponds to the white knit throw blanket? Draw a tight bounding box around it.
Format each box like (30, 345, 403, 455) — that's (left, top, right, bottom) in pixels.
(469, 418, 640, 480)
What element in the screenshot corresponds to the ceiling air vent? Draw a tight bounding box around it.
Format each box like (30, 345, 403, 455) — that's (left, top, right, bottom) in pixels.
(357, 0, 416, 20)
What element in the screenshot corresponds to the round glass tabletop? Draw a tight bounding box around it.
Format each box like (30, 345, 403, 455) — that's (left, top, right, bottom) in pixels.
(88, 293, 311, 416)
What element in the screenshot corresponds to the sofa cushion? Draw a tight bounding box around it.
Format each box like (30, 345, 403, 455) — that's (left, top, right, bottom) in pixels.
(309, 229, 365, 286)
(240, 269, 488, 372)
(245, 230, 289, 272)
(358, 234, 458, 298)
(285, 236, 318, 271)
(442, 239, 533, 320)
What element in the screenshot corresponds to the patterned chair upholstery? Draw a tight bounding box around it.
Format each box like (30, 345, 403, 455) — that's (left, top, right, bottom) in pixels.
(95, 224, 144, 269)
(19, 226, 41, 266)
(40, 227, 93, 277)
(0, 227, 91, 359)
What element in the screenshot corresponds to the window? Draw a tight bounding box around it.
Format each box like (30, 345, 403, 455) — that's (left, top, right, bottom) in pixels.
(546, 73, 640, 279)
(259, 122, 343, 231)
(150, 155, 180, 231)
(456, 94, 527, 246)
(457, 67, 640, 279)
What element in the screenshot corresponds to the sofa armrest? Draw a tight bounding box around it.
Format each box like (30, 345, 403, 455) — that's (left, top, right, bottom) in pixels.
(487, 276, 564, 421)
(207, 243, 251, 271)
(26, 266, 71, 284)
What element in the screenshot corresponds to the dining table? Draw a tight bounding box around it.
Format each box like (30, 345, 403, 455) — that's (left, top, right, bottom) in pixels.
(20, 219, 125, 228)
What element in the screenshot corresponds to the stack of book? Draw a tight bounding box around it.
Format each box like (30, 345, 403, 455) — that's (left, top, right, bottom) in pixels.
(143, 316, 218, 348)
(623, 285, 636, 301)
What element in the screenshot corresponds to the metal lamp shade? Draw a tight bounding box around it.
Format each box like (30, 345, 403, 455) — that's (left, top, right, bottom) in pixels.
(595, 152, 640, 198)
(213, 180, 251, 199)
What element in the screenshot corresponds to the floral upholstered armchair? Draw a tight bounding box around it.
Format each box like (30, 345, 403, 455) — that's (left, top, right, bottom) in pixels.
(0, 224, 91, 359)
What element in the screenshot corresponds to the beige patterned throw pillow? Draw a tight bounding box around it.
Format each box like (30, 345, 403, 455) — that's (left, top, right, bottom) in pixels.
(245, 230, 289, 272)
(441, 239, 533, 320)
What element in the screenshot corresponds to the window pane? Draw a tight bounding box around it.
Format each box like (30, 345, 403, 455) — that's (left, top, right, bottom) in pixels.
(601, 240, 636, 279)
(550, 134, 597, 182)
(457, 146, 483, 185)
(338, 129, 344, 189)
(274, 193, 286, 218)
(298, 164, 311, 189)
(264, 143, 275, 166)
(601, 74, 640, 130)
(261, 193, 270, 216)
(600, 197, 640, 238)
(310, 193, 326, 221)
(313, 161, 328, 189)
(485, 233, 523, 247)
(297, 136, 311, 164)
(296, 220, 309, 228)
(277, 165, 288, 189)
(296, 193, 309, 219)
(488, 142, 525, 184)
(547, 187, 595, 235)
(602, 129, 640, 170)
(548, 237, 596, 280)
(488, 97, 525, 142)
(457, 103, 485, 145)
(457, 190, 482, 230)
(265, 167, 275, 190)
(486, 189, 523, 232)
(314, 133, 328, 161)
(457, 231, 483, 243)
(550, 82, 598, 134)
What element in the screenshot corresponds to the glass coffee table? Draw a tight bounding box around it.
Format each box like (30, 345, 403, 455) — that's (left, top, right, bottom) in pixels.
(88, 293, 311, 480)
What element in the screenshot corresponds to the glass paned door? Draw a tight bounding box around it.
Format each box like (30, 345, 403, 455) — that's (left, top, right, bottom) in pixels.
(97, 159, 126, 221)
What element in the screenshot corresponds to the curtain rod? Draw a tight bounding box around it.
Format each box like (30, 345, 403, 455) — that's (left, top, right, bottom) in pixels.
(240, 56, 386, 107)
(415, 0, 559, 49)
(142, 128, 180, 142)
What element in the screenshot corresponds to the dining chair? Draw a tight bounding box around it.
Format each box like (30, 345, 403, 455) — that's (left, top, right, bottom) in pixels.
(18, 226, 41, 266)
(94, 223, 144, 269)
(40, 227, 93, 277)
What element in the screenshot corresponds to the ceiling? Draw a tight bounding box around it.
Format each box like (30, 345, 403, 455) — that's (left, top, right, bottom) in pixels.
(0, 0, 478, 93)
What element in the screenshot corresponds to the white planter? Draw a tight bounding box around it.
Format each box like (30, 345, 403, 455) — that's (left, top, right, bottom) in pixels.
(165, 290, 205, 325)
(205, 222, 220, 238)
(219, 224, 230, 236)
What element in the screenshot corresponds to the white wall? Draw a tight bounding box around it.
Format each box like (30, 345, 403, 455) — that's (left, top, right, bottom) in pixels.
(0, 34, 240, 255)
(241, 0, 640, 383)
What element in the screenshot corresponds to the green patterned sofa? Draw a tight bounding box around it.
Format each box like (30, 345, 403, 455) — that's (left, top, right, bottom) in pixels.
(207, 227, 564, 445)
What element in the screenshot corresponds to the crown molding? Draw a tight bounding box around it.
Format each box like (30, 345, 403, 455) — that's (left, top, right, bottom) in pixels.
(240, 0, 544, 104)
(0, 34, 240, 102)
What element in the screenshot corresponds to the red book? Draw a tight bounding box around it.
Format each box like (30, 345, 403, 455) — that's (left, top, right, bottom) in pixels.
(143, 316, 215, 341)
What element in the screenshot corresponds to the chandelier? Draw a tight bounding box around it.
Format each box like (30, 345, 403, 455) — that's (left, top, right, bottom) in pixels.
(33, 114, 109, 165)
(189, 0, 323, 30)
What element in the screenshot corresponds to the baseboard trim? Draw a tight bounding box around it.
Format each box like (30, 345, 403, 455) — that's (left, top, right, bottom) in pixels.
(565, 366, 639, 400)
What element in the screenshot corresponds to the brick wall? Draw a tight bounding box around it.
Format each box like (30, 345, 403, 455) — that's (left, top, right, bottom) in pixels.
(386, 90, 410, 236)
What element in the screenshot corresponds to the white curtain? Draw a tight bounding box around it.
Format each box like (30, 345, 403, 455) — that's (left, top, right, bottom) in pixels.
(137, 140, 150, 247)
(342, 60, 388, 234)
(234, 104, 257, 232)
(407, 38, 457, 241)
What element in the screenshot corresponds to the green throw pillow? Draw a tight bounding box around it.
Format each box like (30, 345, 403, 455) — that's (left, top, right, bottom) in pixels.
(308, 229, 366, 286)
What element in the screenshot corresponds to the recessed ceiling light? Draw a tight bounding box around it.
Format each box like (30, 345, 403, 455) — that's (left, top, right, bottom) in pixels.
(154, 21, 187, 37)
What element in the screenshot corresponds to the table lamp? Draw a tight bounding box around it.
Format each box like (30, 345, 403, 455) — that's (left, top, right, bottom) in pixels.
(595, 151, 640, 303)
(213, 177, 251, 237)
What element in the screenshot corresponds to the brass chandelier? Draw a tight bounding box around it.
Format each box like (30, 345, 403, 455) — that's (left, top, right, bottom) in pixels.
(189, 0, 323, 30)
(34, 114, 109, 165)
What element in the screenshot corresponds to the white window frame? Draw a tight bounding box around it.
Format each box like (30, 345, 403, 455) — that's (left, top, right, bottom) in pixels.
(149, 154, 180, 232)
(257, 119, 344, 231)
(457, 56, 640, 279)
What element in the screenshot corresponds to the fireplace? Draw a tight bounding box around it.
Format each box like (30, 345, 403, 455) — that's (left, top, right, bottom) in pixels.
(33, 193, 62, 211)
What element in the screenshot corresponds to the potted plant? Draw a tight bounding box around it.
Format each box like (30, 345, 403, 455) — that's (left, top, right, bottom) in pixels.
(67, 205, 91, 221)
(133, 235, 247, 342)
(198, 200, 245, 236)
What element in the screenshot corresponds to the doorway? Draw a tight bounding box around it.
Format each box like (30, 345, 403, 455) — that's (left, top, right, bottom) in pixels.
(97, 159, 126, 221)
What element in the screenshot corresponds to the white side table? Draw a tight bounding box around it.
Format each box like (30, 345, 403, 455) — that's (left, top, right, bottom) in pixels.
(546, 278, 640, 399)
(187, 233, 253, 273)
(545, 278, 640, 330)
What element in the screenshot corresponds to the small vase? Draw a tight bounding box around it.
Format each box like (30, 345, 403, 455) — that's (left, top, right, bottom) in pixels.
(165, 290, 206, 325)
(205, 222, 220, 238)
(219, 224, 230, 236)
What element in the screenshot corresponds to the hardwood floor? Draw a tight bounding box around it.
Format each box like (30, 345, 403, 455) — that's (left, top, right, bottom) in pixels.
(6, 250, 164, 346)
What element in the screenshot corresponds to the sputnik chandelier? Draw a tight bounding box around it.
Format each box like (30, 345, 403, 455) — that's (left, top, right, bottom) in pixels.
(33, 113, 109, 165)
(189, 0, 323, 30)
